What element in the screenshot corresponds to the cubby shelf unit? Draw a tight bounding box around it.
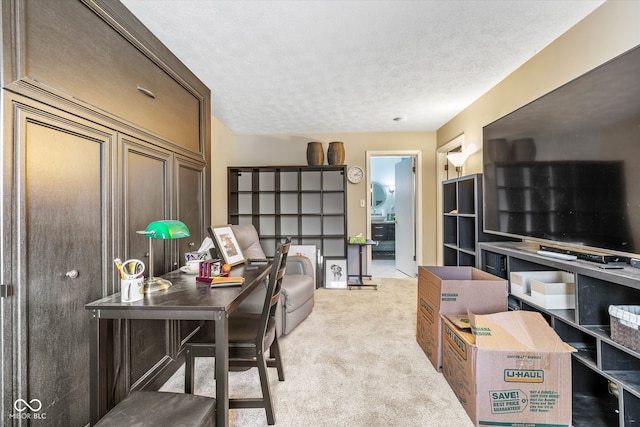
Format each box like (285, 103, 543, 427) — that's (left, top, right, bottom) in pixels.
(481, 241, 640, 427)
(227, 165, 347, 258)
(442, 173, 491, 268)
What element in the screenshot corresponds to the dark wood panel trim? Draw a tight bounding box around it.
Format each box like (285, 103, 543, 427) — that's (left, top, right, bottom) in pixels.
(84, 0, 210, 102)
(5, 77, 206, 163)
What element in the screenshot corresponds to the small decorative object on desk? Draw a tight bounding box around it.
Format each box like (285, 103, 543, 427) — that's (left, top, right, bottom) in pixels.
(185, 251, 207, 272)
(185, 251, 208, 262)
(196, 259, 222, 283)
(221, 263, 231, 276)
(609, 305, 640, 352)
(210, 225, 245, 266)
(211, 276, 245, 287)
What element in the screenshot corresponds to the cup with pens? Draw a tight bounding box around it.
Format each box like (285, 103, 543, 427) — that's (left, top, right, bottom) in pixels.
(115, 258, 145, 302)
(184, 251, 207, 272)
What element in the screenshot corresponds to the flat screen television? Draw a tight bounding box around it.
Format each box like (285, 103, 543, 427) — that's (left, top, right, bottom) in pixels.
(482, 44, 640, 258)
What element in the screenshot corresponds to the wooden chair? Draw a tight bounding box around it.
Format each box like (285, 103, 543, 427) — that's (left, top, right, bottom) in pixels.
(95, 390, 215, 426)
(184, 238, 290, 425)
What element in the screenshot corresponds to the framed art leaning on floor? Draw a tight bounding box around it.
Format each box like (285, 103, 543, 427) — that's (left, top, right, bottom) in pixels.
(324, 258, 347, 289)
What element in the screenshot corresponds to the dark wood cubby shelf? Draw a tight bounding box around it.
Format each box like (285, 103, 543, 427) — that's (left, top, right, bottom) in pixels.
(481, 241, 640, 426)
(227, 165, 347, 259)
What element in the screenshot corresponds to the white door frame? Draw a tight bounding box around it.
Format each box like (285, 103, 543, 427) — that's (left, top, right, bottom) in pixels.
(435, 134, 465, 265)
(366, 150, 422, 274)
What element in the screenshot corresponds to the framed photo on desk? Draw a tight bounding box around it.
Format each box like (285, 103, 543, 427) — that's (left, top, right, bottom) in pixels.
(210, 225, 245, 266)
(324, 257, 347, 289)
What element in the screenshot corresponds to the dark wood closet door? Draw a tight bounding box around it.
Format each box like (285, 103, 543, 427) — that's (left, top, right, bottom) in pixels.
(2, 99, 113, 426)
(120, 135, 174, 389)
(175, 156, 207, 343)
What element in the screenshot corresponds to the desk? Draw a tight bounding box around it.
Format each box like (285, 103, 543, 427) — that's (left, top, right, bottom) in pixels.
(347, 240, 378, 290)
(85, 264, 271, 427)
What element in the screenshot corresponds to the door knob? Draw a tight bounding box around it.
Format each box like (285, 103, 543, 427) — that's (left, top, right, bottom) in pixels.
(65, 270, 79, 279)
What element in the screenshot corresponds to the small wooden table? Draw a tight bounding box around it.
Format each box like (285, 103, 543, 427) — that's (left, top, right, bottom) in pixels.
(348, 239, 378, 290)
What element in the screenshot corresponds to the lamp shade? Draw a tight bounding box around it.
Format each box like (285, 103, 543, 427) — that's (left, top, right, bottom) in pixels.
(447, 142, 479, 168)
(446, 151, 469, 168)
(144, 220, 190, 239)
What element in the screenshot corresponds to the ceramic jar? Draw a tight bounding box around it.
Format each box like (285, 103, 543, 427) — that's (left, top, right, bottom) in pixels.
(512, 138, 536, 161)
(327, 141, 345, 165)
(306, 142, 324, 165)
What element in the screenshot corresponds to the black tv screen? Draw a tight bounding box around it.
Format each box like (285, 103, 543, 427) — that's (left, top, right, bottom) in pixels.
(483, 44, 640, 257)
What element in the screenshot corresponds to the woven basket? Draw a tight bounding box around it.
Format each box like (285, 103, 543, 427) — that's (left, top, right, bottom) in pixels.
(609, 305, 640, 352)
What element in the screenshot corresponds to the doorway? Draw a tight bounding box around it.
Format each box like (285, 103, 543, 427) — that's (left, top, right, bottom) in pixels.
(366, 150, 422, 278)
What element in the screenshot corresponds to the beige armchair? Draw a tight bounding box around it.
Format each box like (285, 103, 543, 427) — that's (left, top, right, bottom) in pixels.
(230, 224, 315, 336)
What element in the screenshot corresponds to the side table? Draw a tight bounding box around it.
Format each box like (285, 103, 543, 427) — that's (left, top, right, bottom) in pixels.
(348, 239, 378, 290)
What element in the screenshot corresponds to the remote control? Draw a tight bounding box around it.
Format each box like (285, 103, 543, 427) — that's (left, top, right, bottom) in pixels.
(537, 250, 578, 261)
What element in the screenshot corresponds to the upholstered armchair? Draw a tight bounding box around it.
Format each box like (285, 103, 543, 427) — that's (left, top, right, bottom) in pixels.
(231, 224, 315, 336)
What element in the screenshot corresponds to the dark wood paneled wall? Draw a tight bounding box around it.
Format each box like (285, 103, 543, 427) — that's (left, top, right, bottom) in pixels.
(1, 0, 211, 424)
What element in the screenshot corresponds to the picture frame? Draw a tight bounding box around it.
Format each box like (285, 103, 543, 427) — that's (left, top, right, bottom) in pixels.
(290, 244, 318, 285)
(324, 257, 348, 289)
(209, 225, 245, 266)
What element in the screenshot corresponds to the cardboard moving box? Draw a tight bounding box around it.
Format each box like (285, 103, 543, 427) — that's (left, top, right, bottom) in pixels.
(442, 311, 576, 427)
(417, 266, 508, 371)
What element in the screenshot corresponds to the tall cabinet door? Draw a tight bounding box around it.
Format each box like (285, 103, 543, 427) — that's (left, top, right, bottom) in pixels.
(175, 156, 207, 343)
(119, 135, 174, 390)
(175, 156, 206, 260)
(2, 98, 113, 425)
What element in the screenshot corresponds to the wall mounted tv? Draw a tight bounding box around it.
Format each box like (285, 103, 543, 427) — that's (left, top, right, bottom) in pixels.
(483, 44, 640, 258)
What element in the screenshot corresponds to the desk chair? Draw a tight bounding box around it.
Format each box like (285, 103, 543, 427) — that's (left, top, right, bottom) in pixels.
(184, 239, 290, 425)
(95, 390, 215, 426)
(230, 224, 314, 336)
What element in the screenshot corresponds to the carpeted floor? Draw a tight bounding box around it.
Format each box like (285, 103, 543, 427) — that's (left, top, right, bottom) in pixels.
(160, 277, 474, 426)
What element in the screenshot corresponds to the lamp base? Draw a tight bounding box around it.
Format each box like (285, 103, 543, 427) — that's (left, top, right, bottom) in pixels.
(143, 277, 172, 294)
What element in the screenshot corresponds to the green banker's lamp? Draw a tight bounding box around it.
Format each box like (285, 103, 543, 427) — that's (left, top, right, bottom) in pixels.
(136, 220, 190, 293)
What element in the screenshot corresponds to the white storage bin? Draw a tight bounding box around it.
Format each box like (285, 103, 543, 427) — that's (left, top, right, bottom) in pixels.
(510, 271, 574, 307)
(530, 272, 575, 309)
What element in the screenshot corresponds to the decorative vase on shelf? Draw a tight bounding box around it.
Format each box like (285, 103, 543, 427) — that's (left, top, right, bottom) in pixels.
(512, 138, 536, 161)
(327, 141, 345, 165)
(306, 142, 324, 165)
(486, 138, 510, 162)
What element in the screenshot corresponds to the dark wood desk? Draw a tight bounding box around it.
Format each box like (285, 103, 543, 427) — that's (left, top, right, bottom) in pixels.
(85, 264, 271, 427)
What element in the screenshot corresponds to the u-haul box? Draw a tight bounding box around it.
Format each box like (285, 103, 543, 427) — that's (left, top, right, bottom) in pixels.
(442, 311, 576, 427)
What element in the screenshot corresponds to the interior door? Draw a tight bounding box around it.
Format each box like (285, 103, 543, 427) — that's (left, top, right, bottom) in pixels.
(395, 157, 416, 276)
(2, 99, 112, 425)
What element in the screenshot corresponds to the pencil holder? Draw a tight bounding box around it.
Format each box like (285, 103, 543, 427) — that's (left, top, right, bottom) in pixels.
(121, 277, 144, 302)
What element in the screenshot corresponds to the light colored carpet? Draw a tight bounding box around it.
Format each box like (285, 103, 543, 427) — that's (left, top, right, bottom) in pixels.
(160, 277, 474, 426)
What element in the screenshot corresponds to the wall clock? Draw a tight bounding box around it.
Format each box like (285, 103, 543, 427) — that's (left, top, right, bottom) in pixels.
(347, 166, 364, 184)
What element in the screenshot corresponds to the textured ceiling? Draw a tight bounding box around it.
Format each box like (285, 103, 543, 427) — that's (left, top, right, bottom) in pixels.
(120, 0, 604, 135)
